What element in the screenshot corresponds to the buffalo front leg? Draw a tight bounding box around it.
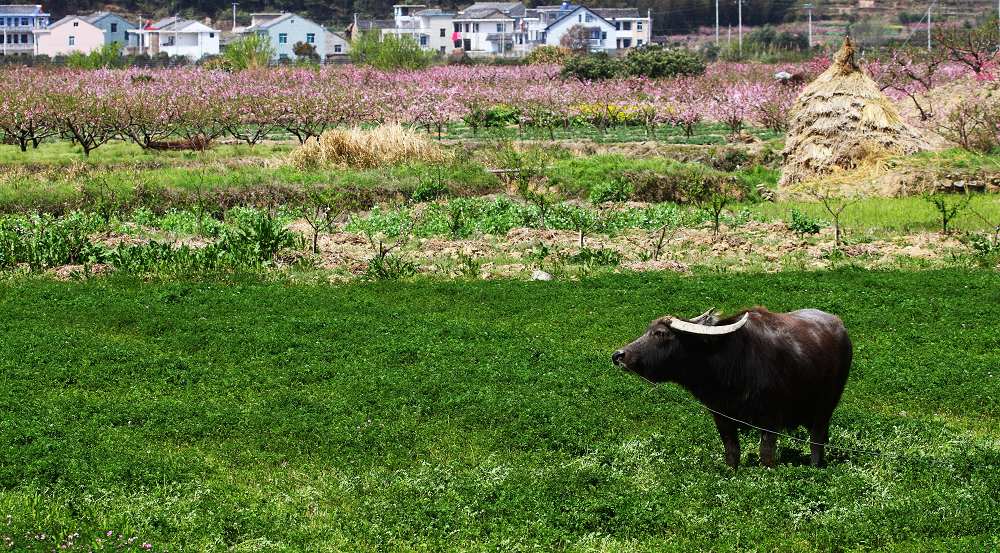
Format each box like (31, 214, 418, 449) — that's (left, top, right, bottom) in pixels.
(809, 422, 829, 467)
(759, 430, 777, 467)
(712, 414, 740, 470)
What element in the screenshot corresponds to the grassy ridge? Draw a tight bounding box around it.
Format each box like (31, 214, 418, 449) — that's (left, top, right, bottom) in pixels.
(1, 270, 999, 550)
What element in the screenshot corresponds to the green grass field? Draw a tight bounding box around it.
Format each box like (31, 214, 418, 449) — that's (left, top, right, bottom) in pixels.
(2, 270, 999, 551)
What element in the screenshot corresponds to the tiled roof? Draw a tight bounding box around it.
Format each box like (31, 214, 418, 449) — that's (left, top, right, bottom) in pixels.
(457, 7, 511, 19)
(244, 12, 293, 31)
(0, 4, 46, 15)
(354, 18, 395, 30)
(592, 7, 641, 18)
(414, 8, 455, 16)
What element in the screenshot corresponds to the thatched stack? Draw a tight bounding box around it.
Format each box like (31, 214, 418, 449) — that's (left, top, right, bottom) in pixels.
(780, 38, 935, 187)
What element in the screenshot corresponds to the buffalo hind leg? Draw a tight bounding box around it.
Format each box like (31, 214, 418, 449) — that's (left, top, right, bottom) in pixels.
(759, 430, 777, 467)
(712, 414, 740, 470)
(809, 421, 830, 467)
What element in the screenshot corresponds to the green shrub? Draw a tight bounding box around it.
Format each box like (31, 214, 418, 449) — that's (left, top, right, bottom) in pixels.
(223, 33, 275, 70)
(524, 45, 572, 65)
(560, 53, 621, 81)
(350, 31, 435, 70)
(787, 208, 823, 235)
(221, 209, 298, 262)
(364, 253, 417, 280)
(622, 46, 706, 78)
(565, 247, 622, 267)
(411, 179, 449, 203)
(0, 212, 104, 271)
(589, 178, 634, 204)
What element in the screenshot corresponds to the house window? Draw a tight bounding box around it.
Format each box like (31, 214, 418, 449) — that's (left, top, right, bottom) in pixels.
(464, 23, 469, 32)
(279, 53, 288, 59)
(473, 23, 479, 32)
(209, 32, 215, 38)
(439, 45, 446, 53)
(73, 21, 79, 27)
(637, 39, 643, 46)
(623, 22, 632, 30)
(334, 44, 342, 53)
(420, 35, 427, 46)
(306, 33, 315, 43)
(0, 36, 4, 44)
(439, 28, 445, 37)
(278, 33, 288, 44)
(585, 14, 593, 22)
(21, 17, 29, 26)
(637, 22, 643, 30)
(614, 22, 620, 30)
(454, 23, 460, 32)
(496, 23, 504, 32)
(601, 31, 607, 39)
(622, 38, 631, 47)
(111, 22, 118, 32)
(69, 35, 75, 46)
(578, 15, 582, 22)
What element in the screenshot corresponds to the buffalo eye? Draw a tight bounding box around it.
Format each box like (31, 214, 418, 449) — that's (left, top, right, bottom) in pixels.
(653, 328, 668, 338)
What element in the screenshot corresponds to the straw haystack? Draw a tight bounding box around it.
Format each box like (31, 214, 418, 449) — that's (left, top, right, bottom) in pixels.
(780, 38, 936, 188)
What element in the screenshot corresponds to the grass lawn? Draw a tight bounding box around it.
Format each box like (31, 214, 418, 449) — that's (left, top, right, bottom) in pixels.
(1, 270, 999, 550)
(0, 141, 294, 167)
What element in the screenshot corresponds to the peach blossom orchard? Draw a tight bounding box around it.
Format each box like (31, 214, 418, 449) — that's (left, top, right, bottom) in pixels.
(0, 58, 962, 153)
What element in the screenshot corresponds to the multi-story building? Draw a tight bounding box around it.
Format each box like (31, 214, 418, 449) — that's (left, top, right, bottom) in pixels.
(33, 14, 104, 56)
(594, 7, 650, 48)
(0, 4, 50, 56)
(130, 16, 220, 60)
(81, 12, 139, 50)
(381, 5, 456, 56)
(367, 2, 652, 57)
(235, 12, 329, 61)
(451, 2, 525, 56)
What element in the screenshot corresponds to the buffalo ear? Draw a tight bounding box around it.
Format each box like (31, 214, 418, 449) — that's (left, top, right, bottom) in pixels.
(689, 308, 720, 326)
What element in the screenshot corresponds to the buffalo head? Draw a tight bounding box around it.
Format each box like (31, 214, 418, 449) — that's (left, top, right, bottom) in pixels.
(612, 308, 749, 382)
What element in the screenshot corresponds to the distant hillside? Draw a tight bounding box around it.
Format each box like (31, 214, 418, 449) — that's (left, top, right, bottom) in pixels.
(7, 0, 994, 35)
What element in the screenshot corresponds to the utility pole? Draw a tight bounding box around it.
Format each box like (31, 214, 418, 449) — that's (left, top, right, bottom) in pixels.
(232, 3, 238, 30)
(927, 3, 932, 51)
(804, 3, 813, 48)
(727, 24, 731, 48)
(737, 0, 743, 57)
(715, 0, 720, 45)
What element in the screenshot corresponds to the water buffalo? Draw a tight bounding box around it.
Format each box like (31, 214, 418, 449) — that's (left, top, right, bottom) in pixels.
(612, 307, 851, 469)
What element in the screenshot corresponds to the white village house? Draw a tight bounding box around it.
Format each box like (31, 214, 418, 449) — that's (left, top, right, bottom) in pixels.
(129, 16, 220, 60)
(234, 12, 329, 61)
(360, 1, 651, 56)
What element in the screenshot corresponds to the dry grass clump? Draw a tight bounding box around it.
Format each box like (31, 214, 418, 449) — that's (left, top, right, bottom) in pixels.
(780, 38, 940, 189)
(289, 124, 449, 169)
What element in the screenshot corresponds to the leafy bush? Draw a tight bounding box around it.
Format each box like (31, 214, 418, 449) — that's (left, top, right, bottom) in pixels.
(65, 42, 125, 69)
(0, 212, 104, 271)
(221, 209, 298, 262)
(224, 33, 275, 70)
(524, 45, 572, 65)
(565, 247, 622, 267)
(787, 208, 823, 235)
(622, 46, 706, 78)
(590, 178, 634, 204)
(561, 53, 621, 81)
(350, 31, 435, 70)
(411, 179, 450, 203)
(364, 254, 417, 280)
